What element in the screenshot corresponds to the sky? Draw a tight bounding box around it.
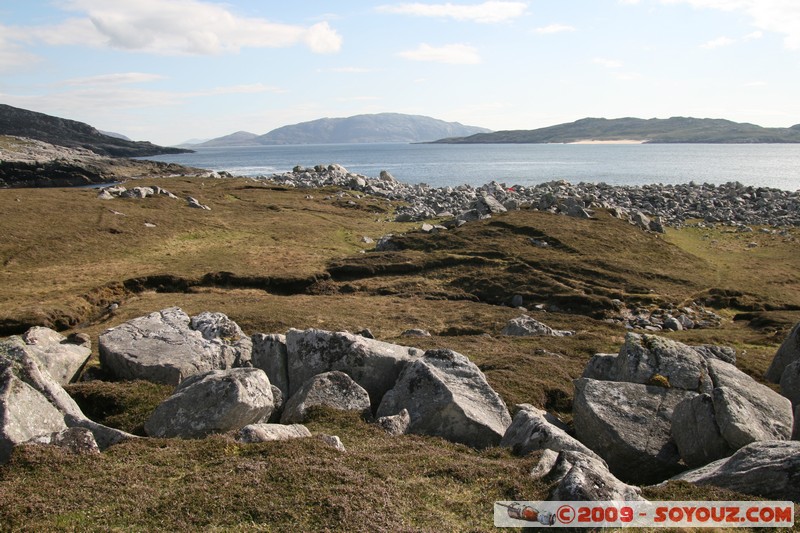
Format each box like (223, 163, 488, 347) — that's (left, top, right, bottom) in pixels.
(1, 0, 800, 145)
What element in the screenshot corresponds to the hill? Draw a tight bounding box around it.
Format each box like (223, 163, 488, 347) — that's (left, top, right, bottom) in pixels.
(431, 116, 800, 144)
(0, 104, 191, 157)
(198, 113, 490, 146)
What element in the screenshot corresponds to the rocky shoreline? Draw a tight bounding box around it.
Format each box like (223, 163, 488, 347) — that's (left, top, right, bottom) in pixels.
(263, 164, 800, 229)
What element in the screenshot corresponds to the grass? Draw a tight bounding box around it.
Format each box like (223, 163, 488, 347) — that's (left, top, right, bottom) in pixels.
(1, 176, 799, 530)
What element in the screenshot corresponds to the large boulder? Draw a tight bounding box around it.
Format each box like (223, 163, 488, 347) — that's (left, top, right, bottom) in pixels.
(779, 360, 800, 408)
(765, 321, 800, 383)
(237, 423, 311, 443)
(501, 315, 574, 337)
(610, 333, 712, 393)
(573, 378, 696, 484)
(671, 393, 732, 467)
(144, 368, 273, 438)
(1, 336, 134, 456)
(281, 371, 371, 424)
(251, 334, 288, 397)
(20, 327, 91, 385)
(534, 450, 644, 502)
(285, 329, 422, 407)
(669, 440, 800, 501)
(1, 368, 67, 463)
(376, 349, 511, 449)
(99, 307, 252, 385)
(500, 404, 603, 462)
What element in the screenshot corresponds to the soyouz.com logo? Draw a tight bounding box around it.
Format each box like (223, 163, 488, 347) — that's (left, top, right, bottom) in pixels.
(494, 501, 795, 528)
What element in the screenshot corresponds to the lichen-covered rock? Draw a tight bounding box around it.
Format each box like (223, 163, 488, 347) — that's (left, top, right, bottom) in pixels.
(18, 326, 90, 385)
(377, 349, 511, 449)
(500, 404, 603, 462)
(537, 450, 644, 502)
(237, 423, 311, 443)
(285, 328, 422, 407)
(669, 440, 800, 501)
(99, 307, 252, 385)
(144, 368, 274, 438)
(316, 434, 346, 452)
(573, 378, 695, 484)
(25, 427, 99, 456)
(501, 315, 574, 337)
(375, 408, 411, 436)
(671, 393, 732, 467)
(281, 371, 371, 424)
(581, 353, 617, 380)
(251, 334, 288, 397)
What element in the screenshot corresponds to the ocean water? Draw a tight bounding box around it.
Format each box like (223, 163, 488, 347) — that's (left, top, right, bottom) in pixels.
(143, 143, 800, 191)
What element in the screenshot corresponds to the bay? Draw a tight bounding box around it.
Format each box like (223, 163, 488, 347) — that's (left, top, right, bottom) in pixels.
(143, 143, 800, 191)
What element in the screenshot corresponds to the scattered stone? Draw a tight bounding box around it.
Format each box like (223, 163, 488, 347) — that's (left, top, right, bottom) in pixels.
(500, 404, 604, 462)
(237, 423, 311, 443)
(186, 196, 210, 210)
(281, 371, 371, 424)
(377, 349, 512, 449)
(510, 295, 524, 308)
(316, 434, 346, 452)
(144, 368, 274, 439)
(360, 236, 374, 244)
(400, 328, 431, 337)
(668, 440, 800, 501)
(99, 307, 252, 386)
(24, 427, 99, 456)
(375, 408, 411, 436)
(501, 315, 574, 337)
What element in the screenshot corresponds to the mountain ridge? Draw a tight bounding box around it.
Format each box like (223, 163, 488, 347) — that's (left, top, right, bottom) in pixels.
(0, 104, 191, 157)
(430, 116, 800, 144)
(196, 113, 490, 147)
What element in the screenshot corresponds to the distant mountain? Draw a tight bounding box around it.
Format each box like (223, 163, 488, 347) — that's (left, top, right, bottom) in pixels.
(198, 113, 491, 146)
(430, 117, 800, 144)
(0, 104, 191, 157)
(196, 131, 260, 148)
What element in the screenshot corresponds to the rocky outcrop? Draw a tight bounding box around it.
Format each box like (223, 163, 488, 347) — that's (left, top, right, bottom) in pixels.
(285, 328, 422, 407)
(237, 423, 311, 443)
(144, 368, 274, 438)
(573, 378, 694, 484)
(281, 371, 371, 424)
(18, 327, 90, 385)
(377, 349, 511, 449)
(500, 315, 574, 337)
(669, 441, 800, 501)
(99, 307, 252, 385)
(500, 404, 602, 461)
(532, 450, 644, 501)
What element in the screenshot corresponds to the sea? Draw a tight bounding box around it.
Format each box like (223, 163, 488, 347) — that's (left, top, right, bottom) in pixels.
(143, 143, 800, 192)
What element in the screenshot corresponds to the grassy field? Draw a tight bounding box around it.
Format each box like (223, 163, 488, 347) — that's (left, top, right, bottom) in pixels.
(0, 176, 798, 530)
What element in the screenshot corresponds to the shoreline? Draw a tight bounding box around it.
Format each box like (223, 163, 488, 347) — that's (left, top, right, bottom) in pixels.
(566, 139, 647, 145)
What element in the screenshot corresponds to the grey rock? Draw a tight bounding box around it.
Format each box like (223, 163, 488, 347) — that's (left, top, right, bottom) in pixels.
(611, 333, 712, 393)
(144, 368, 274, 438)
(375, 408, 410, 436)
(374, 234, 397, 252)
(530, 449, 560, 479)
(779, 360, 800, 408)
(581, 353, 618, 380)
(25, 427, 99, 456)
(190, 311, 253, 367)
(501, 315, 574, 337)
(691, 344, 736, 365)
(19, 326, 90, 385)
(377, 349, 511, 449)
(281, 371, 371, 424)
(662, 317, 683, 331)
(510, 295, 524, 308)
(317, 434, 346, 452)
(237, 423, 311, 443)
(186, 196, 210, 210)
(671, 393, 732, 467)
(99, 307, 252, 385)
(268, 385, 284, 423)
(540, 450, 644, 502)
(669, 440, 800, 500)
(706, 358, 793, 447)
(475, 194, 507, 215)
(766, 321, 800, 383)
(794, 405, 799, 440)
(400, 328, 431, 337)
(573, 378, 695, 484)
(285, 328, 422, 407)
(500, 404, 604, 462)
(251, 333, 288, 398)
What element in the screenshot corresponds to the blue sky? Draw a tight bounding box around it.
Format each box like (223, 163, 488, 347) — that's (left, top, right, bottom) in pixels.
(1, 0, 799, 145)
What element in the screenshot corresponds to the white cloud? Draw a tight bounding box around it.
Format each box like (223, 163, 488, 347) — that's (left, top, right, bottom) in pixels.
(7, 0, 342, 56)
(0, 29, 42, 72)
(534, 24, 576, 34)
(398, 43, 481, 64)
(744, 80, 767, 86)
(318, 67, 376, 73)
(63, 73, 166, 86)
(702, 36, 736, 48)
(593, 57, 623, 68)
(744, 30, 763, 40)
(377, 2, 528, 23)
(662, 0, 800, 49)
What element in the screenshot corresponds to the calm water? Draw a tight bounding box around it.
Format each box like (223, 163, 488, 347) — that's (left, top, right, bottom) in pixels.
(144, 143, 800, 191)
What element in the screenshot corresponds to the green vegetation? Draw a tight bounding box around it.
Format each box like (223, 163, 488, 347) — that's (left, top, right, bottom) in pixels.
(431, 116, 800, 144)
(0, 176, 799, 530)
